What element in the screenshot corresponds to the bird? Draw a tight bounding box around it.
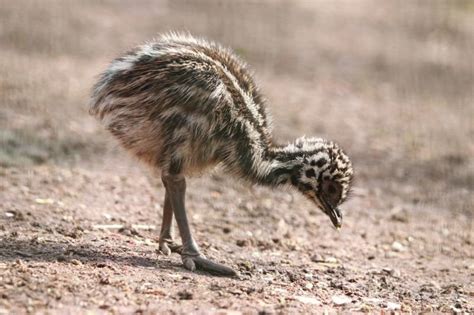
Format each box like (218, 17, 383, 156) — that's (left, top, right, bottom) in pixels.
(89, 33, 354, 276)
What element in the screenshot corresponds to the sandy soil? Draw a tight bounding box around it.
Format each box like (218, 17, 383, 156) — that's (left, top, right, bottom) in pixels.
(1, 1, 473, 313)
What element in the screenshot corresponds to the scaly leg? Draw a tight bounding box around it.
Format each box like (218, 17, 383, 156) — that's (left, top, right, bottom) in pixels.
(158, 179, 182, 255)
(162, 174, 236, 276)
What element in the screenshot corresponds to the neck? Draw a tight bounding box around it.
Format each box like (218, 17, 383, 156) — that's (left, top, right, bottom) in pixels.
(249, 144, 304, 187)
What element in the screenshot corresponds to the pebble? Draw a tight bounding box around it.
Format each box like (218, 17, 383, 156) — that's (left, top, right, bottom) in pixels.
(5, 212, 15, 218)
(332, 295, 351, 305)
(391, 241, 405, 252)
(386, 301, 401, 310)
(177, 290, 193, 300)
(294, 295, 321, 305)
(311, 255, 338, 264)
(389, 206, 409, 223)
(236, 239, 248, 247)
(382, 267, 401, 277)
(34, 198, 55, 204)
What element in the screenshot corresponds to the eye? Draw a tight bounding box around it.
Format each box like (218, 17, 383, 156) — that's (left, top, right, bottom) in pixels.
(321, 180, 342, 206)
(327, 184, 337, 194)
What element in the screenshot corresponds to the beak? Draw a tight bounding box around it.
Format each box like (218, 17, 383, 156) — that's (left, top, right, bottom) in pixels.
(320, 196, 343, 229)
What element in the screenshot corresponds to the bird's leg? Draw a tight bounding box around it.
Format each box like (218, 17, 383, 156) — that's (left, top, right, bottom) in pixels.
(158, 186, 182, 255)
(162, 174, 236, 276)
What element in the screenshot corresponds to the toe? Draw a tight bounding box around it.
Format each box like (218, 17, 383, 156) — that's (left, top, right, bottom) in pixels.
(183, 257, 196, 272)
(159, 242, 171, 256)
(169, 243, 183, 254)
(194, 257, 237, 277)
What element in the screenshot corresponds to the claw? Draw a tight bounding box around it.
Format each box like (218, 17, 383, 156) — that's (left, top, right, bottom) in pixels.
(181, 255, 236, 277)
(168, 243, 183, 254)
(159, 239, 182, 256)
(183, 257, 196, 271)
(159, 242, 171, 256)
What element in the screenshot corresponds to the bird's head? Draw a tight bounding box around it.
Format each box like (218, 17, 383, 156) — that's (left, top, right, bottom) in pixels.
(288, 137, 354, 229)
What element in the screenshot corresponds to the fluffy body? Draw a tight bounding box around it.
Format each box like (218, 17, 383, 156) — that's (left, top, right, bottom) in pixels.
(90, 33, 353, 206)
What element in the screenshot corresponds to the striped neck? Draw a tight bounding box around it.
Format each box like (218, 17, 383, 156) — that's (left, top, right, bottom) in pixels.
(249, 145, 305, 187)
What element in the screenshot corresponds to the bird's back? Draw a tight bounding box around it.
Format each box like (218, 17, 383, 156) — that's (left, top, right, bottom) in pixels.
(90, 33, 273, 176)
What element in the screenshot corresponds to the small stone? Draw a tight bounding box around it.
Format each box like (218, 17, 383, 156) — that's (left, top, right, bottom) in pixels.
(389, 206, 409, 223)
(386, 301, 401, 310)
(362, 297, 384, 305)
(332, 295, 351, 305)
(223, 227, 231, 234)
(287, 271, 299, 282)
(238, 261, 253, 272)
(311, 254, 325, 263)
(304, 273, 313, 281)
(382, 267, 401, 277)
(325, 257, 338, 264)
(178, 290, 193, 300)
(391, 241, 405, 252)
(236, 239, 248, 247)
(70, 259, 82, 266)
(304, 282, 313, 290)
(358, 304, 372, 312)
(294, 295, 321, 305)
(99, 276, 110, 285)
(35, 198, 55, 204)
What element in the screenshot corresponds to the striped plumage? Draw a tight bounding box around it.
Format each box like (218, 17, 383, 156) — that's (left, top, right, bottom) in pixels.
(90, 33, 353, 275)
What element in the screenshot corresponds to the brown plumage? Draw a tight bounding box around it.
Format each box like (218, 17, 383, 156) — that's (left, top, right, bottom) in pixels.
(90, 33, 354, 276)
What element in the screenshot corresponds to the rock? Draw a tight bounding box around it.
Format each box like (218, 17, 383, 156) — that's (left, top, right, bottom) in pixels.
(325, 257, 338, 264)
(332, 295, 351, 306)
(386, 301, 401, 310)
(34, 198, 55, 204)
(389, 206, 409, 223)
(311, 254, 325, 263)
(311, 255, 338, 264)
(451, 304, 462, 313)
(98, 275, 110, 285)
(362, 297, 383, 305)
(236, 239, 248, 247)
(382, 267, 401, 277)
(304, 282, 313, 290)
(177, 290, 193, 300)
(294, 295, 321, 305)
(304, 273, 313, 281)
(391, 241, 405, 252)
(4, 212, 14, 218)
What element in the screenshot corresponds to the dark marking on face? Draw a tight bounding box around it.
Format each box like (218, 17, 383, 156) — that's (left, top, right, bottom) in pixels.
(301, 183, 313, 191)
(305, 169, 316, 178)
(291, 175, 298, 186)
(316, 158, 327, 168)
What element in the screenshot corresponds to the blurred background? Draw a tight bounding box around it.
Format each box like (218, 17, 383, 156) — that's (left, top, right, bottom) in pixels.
(1, 0, 472, 213)
(1, 1, 473, 312)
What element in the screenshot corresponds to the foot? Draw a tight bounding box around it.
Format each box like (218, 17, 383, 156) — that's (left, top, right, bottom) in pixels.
(182, 253, 237, 277)
(158, 238, 182, 256)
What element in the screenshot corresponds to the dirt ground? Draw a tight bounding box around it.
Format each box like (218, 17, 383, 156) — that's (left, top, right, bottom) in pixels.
(1, 1, 473, 314)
